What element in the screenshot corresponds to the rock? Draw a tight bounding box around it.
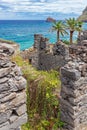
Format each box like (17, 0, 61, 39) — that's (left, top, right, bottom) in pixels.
(0, 68, 11, 78)
(46, 17, 56, 22)
(0, 77, 8, 84)
(60, 42, 87, 130)
(78, 6, 87, 21)
(0, 104, 7, 113)
(16, 78, 27, 90)
(0, 43, 14, 56)
(10, 115, 18, 123)
(10, 91, 26, 107)
(0, 93, 16, 103)
(0, 111, 11, 124)
(16, 104, 27, 116)
(61, 68, 81, 81)
(10, 113, 27, 130)
(0, 121, 9, 128)
(0, 83, 10, 92)
(0, 43, 27, 130)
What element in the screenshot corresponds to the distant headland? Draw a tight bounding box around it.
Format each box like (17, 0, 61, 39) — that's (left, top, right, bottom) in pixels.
(78, 6, 87, 22)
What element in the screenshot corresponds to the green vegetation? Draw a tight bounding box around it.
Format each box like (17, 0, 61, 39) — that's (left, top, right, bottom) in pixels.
(0, 38, 17, 44)
(11, 55, 64, 130)
(51, 21, 68, 42)
(66, 18, 83, 44)
(51, 18, 83, 44)
(62, 40, 70, 45)
(77, 21, 83, 36)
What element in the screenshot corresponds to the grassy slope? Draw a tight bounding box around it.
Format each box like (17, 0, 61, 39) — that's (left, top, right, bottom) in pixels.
(0, 38, 18, 44)
(11, 55, 62, 130)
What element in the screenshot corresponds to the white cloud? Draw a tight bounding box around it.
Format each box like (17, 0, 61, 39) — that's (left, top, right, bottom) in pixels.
(40, 0, 46, 2)
(0, 0, 87, 19)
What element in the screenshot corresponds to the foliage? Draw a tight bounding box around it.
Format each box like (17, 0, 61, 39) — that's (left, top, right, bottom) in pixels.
(66, 18, 77, 31)
(51, 21, 68, 42)
(76, 21, 83, 36)
(65, 18, 83, 44)
(62, 40, 70, 45)
(11, 55, 64, 130)
(0, 38, 16, 44)
(50, 18, 83, 45)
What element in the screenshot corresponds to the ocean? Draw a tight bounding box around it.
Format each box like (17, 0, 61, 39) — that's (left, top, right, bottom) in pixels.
(0, 20, 87, 50)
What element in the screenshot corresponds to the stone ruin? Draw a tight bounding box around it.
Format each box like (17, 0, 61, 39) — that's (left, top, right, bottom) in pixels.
(30, 32, 87, 130)
(0, 43, 27, 130)
(60, 42, 87, 130)
(30, 34, 69, 70)
(1, 29, 87, 130)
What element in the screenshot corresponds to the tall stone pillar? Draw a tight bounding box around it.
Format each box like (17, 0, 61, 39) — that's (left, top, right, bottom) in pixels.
(0, 43, 27, 130)
(60, 44, 87, 130)
(33, 34, 43, 49)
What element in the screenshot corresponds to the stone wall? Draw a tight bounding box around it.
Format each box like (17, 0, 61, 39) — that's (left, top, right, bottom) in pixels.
(77, 30, 87, 45)
(0, 43, 27, 130)
(60, 42, 87, 130)
(31, 35, 69, 70)
(0, 41, 20, 55)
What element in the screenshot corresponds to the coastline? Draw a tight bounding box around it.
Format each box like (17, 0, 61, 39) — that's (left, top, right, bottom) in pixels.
(1, 20, 87, 50)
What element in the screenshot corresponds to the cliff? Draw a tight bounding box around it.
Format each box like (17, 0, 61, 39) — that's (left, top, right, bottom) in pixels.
(78, 6, 87, 21)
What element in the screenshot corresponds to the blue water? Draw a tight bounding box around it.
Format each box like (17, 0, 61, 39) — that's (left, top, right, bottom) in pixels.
(0, 20, 87, 50)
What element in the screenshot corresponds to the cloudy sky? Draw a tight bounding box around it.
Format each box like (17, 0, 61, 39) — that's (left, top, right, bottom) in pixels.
(0, 0, 87, 20)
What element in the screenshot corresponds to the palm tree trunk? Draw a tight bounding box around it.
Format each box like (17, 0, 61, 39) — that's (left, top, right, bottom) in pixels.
(57, 30, 60, 42)
(78, 31, 81, 37)
(70, 31, 73, 44)
(78, 25, 82, 37)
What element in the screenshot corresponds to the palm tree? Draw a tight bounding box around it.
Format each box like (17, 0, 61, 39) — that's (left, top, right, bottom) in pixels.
(51, 21, 68, 42)
(66, 18, 78, 44)
(77, 21, 83, 36)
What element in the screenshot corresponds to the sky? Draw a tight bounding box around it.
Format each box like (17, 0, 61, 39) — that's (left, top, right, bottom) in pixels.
(0, 0, 87, 20)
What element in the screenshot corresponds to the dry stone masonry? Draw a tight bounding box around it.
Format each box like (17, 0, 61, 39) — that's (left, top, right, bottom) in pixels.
(0, 43, 27, 130)
(60, 42, 87, 130)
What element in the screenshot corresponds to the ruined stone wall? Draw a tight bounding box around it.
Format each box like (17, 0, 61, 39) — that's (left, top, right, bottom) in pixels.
(31, 35, 69, 70)
(37, 50, 67, 70)
(0, 41, 20, 55)
(0, 44, 27, 130)
(77, 30, 87, 45)
(60, 42, 87, 130)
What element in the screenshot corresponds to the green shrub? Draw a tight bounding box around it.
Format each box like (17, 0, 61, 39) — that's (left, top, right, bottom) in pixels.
(63, 40, 70, 45)
(0, 38, 16, 44)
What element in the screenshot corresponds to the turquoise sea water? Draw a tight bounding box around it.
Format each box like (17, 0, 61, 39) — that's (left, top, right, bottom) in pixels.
(0, 20, 87, 50)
